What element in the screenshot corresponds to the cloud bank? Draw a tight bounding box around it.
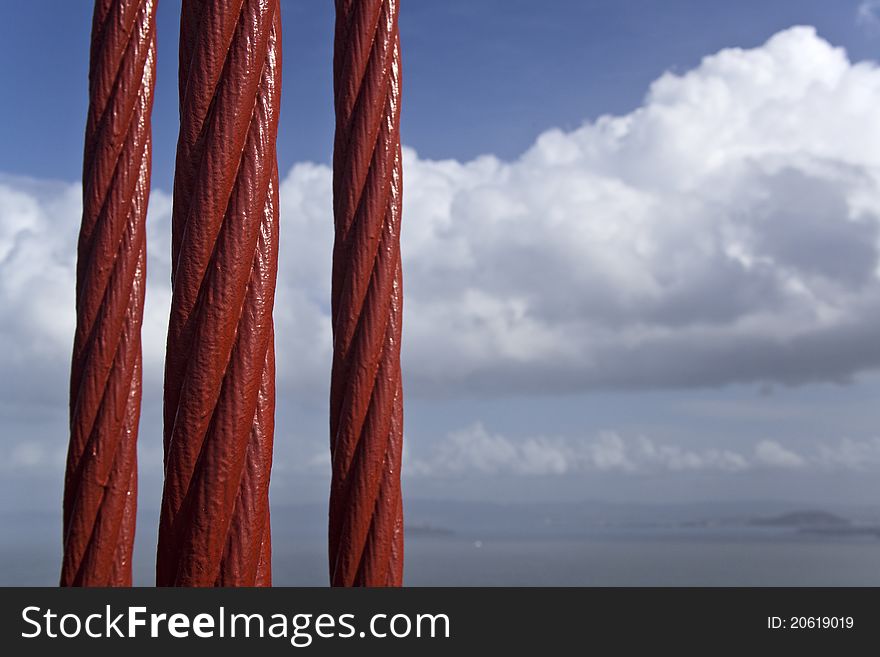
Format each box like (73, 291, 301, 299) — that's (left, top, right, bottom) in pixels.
(405, 424, 880, 478)
(4, 27, 880, 410)
(6, 419, 880, 479)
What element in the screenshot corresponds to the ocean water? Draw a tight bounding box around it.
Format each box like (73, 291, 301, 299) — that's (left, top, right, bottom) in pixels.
(5, 529, 880, 586)
(279, 531, 880, 586)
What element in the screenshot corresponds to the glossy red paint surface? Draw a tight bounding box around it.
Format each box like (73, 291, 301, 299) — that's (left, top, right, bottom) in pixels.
(61, 0, 156, 587)
(156, 0, 281, 587)
(329, 0, 404, 587)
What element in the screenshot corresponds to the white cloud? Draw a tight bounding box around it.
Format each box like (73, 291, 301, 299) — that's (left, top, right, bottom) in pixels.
(0, 176, 173, 407)
(393, 26, 880, 394)
(406, 423, 751, 477)
(815, 436, 880, 470)
(754, 440, 806, 468)
(6, 26, 880, 413)
(633, 435, 749, 473)
(403, 425, 880, 478)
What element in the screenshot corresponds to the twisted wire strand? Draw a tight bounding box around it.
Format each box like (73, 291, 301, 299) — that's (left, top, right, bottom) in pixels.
(329, 0, 404, 587)
(157, 0, 281, 587)
(61, 0, 156, 587)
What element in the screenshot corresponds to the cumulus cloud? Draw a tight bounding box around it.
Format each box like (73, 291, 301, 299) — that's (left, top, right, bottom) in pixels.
(0, 177, 94, 406)
(406, 423, 751, 477)
(404, 425, 880, 478)
(394, 26, 880, 394)
(0, 175, 173, 407)
(5, 26, 880, 411)
(815, 436, 880, 470)
(754, 440, 806, 469)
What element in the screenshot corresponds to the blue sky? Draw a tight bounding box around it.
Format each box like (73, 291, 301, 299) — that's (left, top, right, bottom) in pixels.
(2, 0, 878, 187)
(5, 0, 880, 522)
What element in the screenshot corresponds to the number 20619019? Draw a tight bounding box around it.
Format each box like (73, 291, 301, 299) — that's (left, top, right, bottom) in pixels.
(768, 616, 854, 630)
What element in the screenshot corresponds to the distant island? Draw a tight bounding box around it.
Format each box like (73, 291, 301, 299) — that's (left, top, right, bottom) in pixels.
(683, 509, 880, 538)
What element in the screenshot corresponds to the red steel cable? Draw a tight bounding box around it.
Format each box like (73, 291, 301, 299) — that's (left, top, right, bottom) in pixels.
(329, 0, 405, 587)
(61, 0, 156, 587)
(156, 0, 281, 586)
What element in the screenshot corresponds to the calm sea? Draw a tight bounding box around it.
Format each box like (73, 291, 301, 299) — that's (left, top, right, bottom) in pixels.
(5, 529, 880, 586)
